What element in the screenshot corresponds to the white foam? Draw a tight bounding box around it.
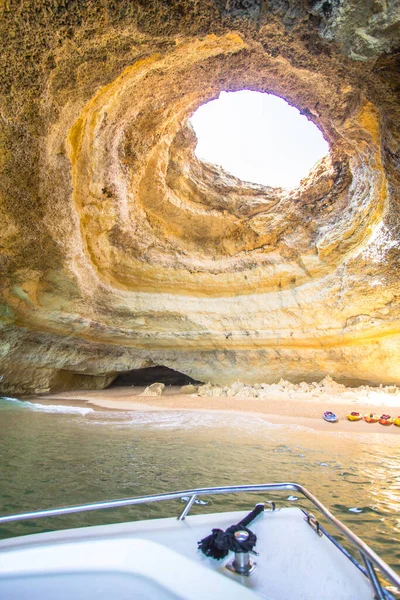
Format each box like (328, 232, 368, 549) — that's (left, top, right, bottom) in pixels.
(0, 396, 93, 415)
(86, 409, 316, 437)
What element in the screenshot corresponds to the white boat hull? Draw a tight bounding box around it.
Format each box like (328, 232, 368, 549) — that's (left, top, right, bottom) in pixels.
(0, 508, 374, 599)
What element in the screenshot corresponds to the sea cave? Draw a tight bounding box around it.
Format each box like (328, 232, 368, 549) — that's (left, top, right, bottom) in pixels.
(1, 0, 399, 396)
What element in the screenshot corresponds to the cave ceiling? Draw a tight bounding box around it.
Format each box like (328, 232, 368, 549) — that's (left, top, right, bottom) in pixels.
(1, 0, 400, 394)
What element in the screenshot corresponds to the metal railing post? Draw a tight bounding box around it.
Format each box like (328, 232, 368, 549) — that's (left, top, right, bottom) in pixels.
(178, 494, 198, 520)
(361, 553, 386, 600)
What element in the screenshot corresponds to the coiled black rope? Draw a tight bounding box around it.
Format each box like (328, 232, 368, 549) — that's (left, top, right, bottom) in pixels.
(197, 503, 264, 560)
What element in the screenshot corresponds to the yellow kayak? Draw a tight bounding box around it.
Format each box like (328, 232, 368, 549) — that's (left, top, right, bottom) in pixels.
(393, 417, 400, 427)
(347, 412, 362, 421)
(364, 413, 379, 423)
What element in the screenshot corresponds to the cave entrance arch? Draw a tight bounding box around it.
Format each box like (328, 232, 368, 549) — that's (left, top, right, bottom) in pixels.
(110, 366, 202, 387)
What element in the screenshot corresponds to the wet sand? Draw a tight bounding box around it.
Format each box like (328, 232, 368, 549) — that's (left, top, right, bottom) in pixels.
(34, 386, 400, 435)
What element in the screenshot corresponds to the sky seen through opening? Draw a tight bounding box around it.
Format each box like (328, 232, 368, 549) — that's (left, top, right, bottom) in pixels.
(190, 91, 329, 189)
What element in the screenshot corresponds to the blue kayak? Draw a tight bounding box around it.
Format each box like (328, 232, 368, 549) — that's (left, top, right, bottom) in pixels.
(323, 411, 338, 423)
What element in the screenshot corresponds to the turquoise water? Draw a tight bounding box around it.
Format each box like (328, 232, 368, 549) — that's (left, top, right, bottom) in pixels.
(0, 396, 399, 573)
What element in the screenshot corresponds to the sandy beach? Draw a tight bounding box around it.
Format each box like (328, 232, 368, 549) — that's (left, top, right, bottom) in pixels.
(33, 382, 400, 435)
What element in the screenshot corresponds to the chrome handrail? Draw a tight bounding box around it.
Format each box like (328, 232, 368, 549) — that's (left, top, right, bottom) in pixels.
(0, 482, 399, 593)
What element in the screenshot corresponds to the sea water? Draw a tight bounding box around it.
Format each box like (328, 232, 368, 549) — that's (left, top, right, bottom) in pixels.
(0, 396, 399, 572)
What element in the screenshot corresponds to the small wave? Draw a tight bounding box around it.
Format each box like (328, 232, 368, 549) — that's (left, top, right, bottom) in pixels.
(0, 396, 93, 415)
(84, 410, 326, 434)
(86, 410, 267, 431)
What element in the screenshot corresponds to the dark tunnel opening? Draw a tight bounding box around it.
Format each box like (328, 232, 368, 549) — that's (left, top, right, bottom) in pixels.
(109, 366, 203, 387)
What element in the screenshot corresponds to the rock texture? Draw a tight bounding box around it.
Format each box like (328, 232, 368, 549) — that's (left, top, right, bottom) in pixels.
(1, 0, 400, 395)
(196, 377, 400, 401)
(139, 383, 165, 397)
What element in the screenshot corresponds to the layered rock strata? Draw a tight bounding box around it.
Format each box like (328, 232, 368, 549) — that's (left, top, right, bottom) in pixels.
(1, 1, 399, 395)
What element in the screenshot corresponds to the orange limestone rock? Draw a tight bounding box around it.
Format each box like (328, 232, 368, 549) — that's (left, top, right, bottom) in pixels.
(1, 1, 400, 395)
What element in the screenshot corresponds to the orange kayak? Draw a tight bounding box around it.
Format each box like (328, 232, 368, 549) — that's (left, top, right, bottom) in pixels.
(379, 414, 393, 426)
(346, 412, 362, 421)
(364, 413, 379, 423)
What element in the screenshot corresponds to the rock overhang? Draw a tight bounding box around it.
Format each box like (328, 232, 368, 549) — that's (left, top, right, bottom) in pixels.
(1, 0, 399, 394)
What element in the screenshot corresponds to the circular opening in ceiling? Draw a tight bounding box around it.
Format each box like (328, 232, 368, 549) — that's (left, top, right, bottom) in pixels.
(190, 90, 329, 189)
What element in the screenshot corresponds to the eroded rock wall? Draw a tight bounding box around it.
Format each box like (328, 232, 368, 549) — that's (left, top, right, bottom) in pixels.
(1, 1, 399, 395)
